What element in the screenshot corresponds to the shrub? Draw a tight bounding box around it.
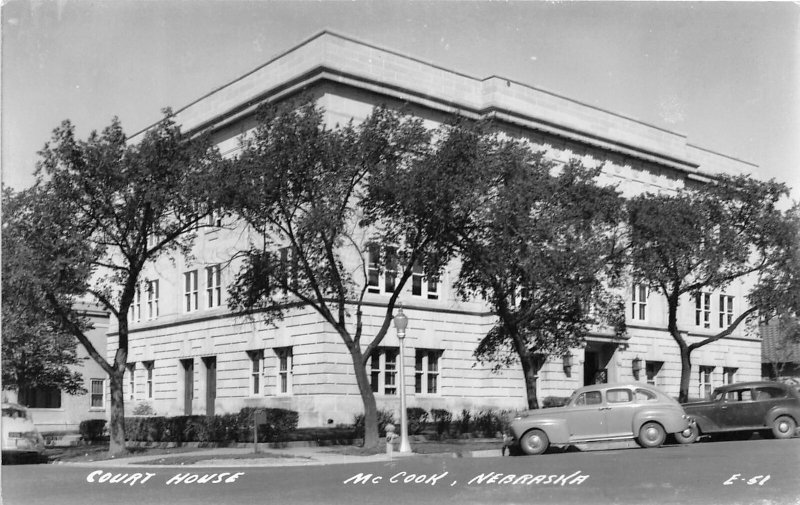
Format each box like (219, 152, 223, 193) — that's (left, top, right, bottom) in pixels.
(132, 402, 157, 416)
(353, 409, 396, 438)
(406, 407, 429, 435)
(123, 408, 298, 444)
(456, 409, 472, 435)
(79, 419, 107, 442)
(430, 409, 452, 439)
(473, 409, 500, 437)
(237, 407, 299, 442)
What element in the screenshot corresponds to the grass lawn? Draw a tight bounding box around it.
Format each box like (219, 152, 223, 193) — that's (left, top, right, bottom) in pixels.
(44, 437, 503, 464)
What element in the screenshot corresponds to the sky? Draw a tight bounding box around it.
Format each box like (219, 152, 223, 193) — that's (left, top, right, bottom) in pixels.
(2, 1, 799, 201)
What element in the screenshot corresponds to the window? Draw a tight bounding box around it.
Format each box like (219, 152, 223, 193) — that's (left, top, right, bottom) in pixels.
(146, 280, 159, 319)
(130, 286, 141, 323)
(248, 350, 263, 395)
(206, 265, 222, 308)
(698, 366, 714, 399)
(127, 363, 136, 400)
(606, 388, 633, 403)
(206, 212, 223, 228)
(147, 233, 160, 249)
(144, 361, 154, 399)
(279, 247, 298, 291)
(276, 347, 293, 395)
(724, 389, 752, 402)
(366, 245, 396, 294)
(631, 284, 648, 321)
(755, 387, 786, 400)
(723, 367, 737, 385)
(635, 388, 658, 402)
(370, 348, 399, 395)
(411, 263, 439, 300)
(645, 361, 664, 387)
(184, 270, 198, 312)
(18, 387, 61, 409)
(575, 391, 602, 406)
(695, 292, 711, 329)
(91, 379, 104, 408)
(719, 295, 734, 328)
(415, 350, 441, 394)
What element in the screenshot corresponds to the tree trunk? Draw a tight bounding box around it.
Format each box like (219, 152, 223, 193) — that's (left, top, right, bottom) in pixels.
(520, 352, 544, 410)
(107, 370, 126, 455)
(666, 292, 692, 403)
(349, 346, 380, 448)
(678, 345, 693, 403)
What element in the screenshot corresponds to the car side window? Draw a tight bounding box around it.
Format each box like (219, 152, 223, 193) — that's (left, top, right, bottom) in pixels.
(607, 389, 633, 403)
(755, 387, 785, 400)
(575, 391, 602, 406)
(725, 389, 753, 402)
(635, 389, 658, 402)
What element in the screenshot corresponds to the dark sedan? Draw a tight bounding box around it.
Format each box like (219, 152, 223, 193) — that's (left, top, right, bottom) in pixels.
(675, 381, 800, 443)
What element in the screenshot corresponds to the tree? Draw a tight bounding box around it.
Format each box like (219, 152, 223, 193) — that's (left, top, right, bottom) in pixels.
(627, 175, 795, 402)
(2, 188, 85, 401)
(456, 152, 627, 409)
(18, 113, 223, 454)
(224, 100, 493, 448)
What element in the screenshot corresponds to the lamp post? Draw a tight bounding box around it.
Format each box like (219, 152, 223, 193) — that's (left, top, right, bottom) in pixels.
(393, 306, 412, 453)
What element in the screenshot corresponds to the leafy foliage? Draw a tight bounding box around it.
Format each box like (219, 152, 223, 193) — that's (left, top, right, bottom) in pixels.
(16, 111, 225, 454)
(1, 188, 86, 396)
(223, 99, 495, 447)
(456, 151, 627, 408)
(628, 175, 797, 401)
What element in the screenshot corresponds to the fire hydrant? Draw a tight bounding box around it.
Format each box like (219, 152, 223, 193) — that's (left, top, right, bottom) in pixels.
(385, 423, 397, 456)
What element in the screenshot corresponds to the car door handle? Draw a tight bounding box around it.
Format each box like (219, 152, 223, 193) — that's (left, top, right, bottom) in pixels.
(599, 407, 611, 411)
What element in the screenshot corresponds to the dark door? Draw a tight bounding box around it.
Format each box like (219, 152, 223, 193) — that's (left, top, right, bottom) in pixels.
(182, 359, 193, 415)
(584, 352, 598, 386)
(204, 357, 217, 417)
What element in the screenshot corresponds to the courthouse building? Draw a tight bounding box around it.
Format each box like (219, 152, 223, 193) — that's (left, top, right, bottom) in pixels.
(111, 32, 761, 427)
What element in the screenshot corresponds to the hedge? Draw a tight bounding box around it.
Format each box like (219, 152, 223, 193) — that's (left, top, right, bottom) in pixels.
(79, 419, 107, 442)
(124, 408, 299, 444)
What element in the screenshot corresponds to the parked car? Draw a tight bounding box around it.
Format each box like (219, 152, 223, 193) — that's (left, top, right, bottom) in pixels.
(1, 403, 45, 463)
(509, 383, 692, 455)
(675, 381, 800, 444)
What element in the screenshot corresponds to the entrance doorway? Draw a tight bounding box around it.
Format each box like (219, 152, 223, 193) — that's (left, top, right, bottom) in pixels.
(583, 343, 616, 386)
(203, 356, 216, 417)
(181, 359, 193, 415)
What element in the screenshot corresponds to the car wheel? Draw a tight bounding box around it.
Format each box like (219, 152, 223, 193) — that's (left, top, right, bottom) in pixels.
(675, 423, 699, 444)
(519, 429, 549, 455)
(771, 416, 797, 439)
(637, 421, 666, 448)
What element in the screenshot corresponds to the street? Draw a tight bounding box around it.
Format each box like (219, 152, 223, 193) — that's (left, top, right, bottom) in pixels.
(3, 438, 799, 505)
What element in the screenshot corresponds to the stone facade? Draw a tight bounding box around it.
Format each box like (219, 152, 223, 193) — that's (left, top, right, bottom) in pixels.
(112, 32, 761, 427)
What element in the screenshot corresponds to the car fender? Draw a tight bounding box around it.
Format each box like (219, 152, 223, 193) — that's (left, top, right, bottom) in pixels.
(514, 417, 570, 444)
(632, 408, 688, 434)
(682, 413, 718, 434)
(765, 406, 800, 426)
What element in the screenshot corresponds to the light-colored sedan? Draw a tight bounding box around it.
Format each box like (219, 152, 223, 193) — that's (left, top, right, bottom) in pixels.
(509, 383, 692, 455)
(2, 403, 45, 463)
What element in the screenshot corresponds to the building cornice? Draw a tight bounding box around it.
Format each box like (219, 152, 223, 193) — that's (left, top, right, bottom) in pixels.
(130, 30, 753, 177)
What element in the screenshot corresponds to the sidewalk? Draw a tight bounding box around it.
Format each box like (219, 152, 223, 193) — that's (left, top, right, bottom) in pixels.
(61, 444, 504, 468)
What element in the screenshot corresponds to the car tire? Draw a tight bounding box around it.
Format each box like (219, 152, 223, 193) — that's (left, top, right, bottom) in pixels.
(637, 421, 666, 448)
(519, 429, 549, 455)
(675, 423, 699, 444)
(771, 415, 797, 439)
